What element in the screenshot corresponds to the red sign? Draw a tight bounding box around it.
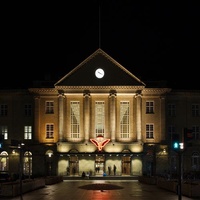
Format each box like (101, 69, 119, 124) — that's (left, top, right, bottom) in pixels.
(90, 136, 110, 151)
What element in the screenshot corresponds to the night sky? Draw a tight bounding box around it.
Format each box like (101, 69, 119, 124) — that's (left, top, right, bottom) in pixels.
(1, 1, 200, 89)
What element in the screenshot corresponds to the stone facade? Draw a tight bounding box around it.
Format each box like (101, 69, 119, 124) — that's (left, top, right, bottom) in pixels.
(0, 49, 199, 178)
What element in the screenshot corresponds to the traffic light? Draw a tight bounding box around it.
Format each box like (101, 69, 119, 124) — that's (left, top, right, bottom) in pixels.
(171, 133, 180, 150)
(173, 141, 179, 149)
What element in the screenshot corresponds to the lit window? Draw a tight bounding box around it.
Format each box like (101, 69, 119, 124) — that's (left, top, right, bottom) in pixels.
(70, 101, 80, 139)
(95, 101, 105, 137)
(24, 126, 32, 140)
(24, 151, 32, 176)
(120, 101, 129, 138)
(0, 126, 8, 140)
(46, 124, 54, 138)
(146, 124, 154, 139)
(0, 151, 9, 171)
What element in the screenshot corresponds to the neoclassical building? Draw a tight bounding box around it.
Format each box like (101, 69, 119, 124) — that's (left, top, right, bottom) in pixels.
(0, 49, 199, 178)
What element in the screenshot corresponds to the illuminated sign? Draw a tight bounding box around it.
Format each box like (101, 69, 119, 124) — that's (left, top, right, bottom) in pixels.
(90, 135, 110, 151)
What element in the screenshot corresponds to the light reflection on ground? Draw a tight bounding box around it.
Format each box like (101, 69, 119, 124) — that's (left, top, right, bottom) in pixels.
(79, 183, 124, 190)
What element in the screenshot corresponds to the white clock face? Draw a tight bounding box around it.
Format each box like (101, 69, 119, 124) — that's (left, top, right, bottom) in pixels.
(95, 68, 104, 78)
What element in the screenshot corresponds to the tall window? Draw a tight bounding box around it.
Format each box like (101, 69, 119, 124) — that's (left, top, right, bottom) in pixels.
(146, 101, 154, 114)
(192, 125, 200, 139)
(192, 152, 200, 171)
(168, 104, 176, 117)
(0, 126, 8, 140)
(45, 101, 54, 114)
(70, 101, 80, 139)
(192, 104, 199, 117)
(0, 151, 9, 171)
(25, 104, 32, 116)
(168, 125, 176, 141)
(95, 101, 105, 137)
(24, 126, 32, 140)
(46, 123, 54, 138)
(146, 124, 154, 139)
(120, 101, 130, 138)
(24, 151, 32, 176)
(0, 104, 8, 116)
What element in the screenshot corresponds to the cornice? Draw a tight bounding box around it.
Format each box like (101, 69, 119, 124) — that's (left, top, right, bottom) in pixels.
(55, 85, 145, 90)
(29, 88, 58, 94)
(142, 88, 171, 95)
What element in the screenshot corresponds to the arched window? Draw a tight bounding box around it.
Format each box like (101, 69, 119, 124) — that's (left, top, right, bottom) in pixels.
(192, 152, 200, 171)
(0, 151, 9, 171)
(24, 151, 32, 177)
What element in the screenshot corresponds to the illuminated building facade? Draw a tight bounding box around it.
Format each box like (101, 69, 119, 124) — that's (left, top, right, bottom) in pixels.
(0, 49, 199, 178)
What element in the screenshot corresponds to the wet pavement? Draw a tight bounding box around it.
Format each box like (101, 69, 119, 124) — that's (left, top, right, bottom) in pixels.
(1, 180, 198, 200)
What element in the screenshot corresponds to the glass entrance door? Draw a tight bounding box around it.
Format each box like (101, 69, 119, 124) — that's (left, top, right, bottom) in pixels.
(69, 156, 78, 175)
(122, 156, 131, 175)
(95, 155, 105, 175)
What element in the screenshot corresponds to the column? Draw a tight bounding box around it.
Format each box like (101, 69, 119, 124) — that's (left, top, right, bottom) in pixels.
(58, 93, 65, 141)
(109, 92, 116, 142)
(160, 96, 166, 141)
(135, 93, 142, 141)
(34, 96, 40, 141)
(84, 92, 90, 142)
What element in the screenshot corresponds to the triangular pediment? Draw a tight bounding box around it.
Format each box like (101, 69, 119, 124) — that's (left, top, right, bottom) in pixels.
(55, 48, 145, 87)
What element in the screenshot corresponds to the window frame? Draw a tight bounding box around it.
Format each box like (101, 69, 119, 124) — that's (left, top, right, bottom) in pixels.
(46, 123, 54, 139)
(120, 101, 130, 139)
(146, 123, 154, 139)
(146, 101, 154, 114)
(24, 125, 32, 140)
(95, 101, 105, 137)
(45, 101, 54, 114)
(70, 101, 80, 139)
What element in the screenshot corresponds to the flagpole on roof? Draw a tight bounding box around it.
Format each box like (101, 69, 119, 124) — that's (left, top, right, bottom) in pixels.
(98, 2, 101, 48)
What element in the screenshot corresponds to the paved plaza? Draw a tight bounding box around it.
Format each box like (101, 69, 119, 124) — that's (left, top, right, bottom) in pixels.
(2, 180, 197, 200)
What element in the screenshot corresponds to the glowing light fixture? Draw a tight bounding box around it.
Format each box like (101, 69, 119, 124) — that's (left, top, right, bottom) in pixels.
(90, 134, 110, 151)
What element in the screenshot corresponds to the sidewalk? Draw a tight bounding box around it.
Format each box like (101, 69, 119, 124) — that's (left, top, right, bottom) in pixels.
(4, 179, 195, 200)
(63, 175, 139, 181)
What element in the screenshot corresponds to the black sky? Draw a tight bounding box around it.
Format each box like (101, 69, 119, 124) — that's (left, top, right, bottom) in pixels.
(1, 1, 200, 89)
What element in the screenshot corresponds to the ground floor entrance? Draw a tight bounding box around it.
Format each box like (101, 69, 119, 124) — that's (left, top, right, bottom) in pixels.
(122, 156, 131, 175)
(95, 155, 105, 175)
(58, 153, 142, 177)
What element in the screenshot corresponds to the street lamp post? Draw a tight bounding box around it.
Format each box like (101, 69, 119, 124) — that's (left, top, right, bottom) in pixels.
(177, 151, 183, 200)
(175, 142, 184, 200)
(19, 143, 24, 200)
(10, 140, 24, 200)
